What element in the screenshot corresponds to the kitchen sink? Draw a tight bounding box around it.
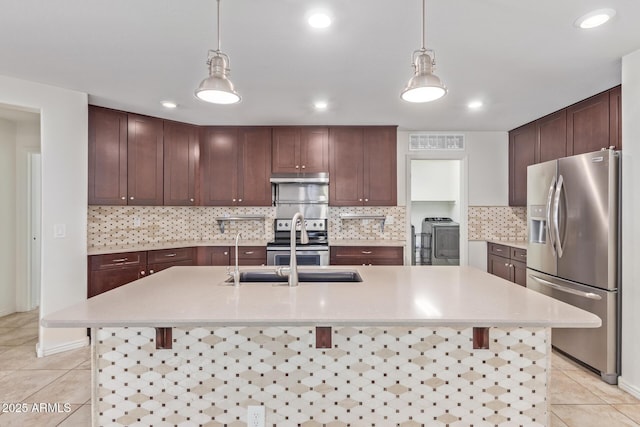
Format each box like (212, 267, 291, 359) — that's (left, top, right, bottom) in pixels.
(224, 269, 362, 283)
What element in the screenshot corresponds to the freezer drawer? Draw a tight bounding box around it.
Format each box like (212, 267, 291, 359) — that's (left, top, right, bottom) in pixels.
(526, 269, 618, 384)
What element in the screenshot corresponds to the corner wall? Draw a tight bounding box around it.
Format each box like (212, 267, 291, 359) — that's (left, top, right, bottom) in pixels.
(620, 49, 640, 396)
(0, 75, 88, 355)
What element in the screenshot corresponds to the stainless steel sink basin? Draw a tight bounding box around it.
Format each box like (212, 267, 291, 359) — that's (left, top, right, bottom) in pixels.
(224, 270, 362, 283)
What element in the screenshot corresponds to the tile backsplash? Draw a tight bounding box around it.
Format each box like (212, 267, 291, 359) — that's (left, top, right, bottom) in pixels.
(87, 205, 407, 249)
(468, 206, 527, 241)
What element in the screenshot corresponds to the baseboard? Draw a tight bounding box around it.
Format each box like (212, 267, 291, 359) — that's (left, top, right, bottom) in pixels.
(36, 337, 90, 357)
(618, 376, 640, 400)
(0, 308, 15, 318)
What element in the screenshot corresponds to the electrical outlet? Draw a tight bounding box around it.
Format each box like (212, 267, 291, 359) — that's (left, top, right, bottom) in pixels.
(386, 215, 394, 225)
(133, 217, 141, 227)
(247, 405, 265, 427)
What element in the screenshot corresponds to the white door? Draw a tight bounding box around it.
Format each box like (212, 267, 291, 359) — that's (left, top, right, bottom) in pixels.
(28, 152, 41, 308)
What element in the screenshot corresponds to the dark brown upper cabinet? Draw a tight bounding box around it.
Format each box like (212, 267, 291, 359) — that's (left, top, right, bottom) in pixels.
(537, 110, 567, 163)
(272, 127, 329, 173)
(88, 106, 128, 205)
(163, 121, 199, 206)
(329, 126, 397, 206)
(609, 85, 622, 150)
(200, 126, 272, 206)
(508, 122, 537, 207)
(127, 114, 164, 205)
(567, 91, 610, 156)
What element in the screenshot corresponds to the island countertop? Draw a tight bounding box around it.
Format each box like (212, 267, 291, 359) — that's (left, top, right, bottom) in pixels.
(43, 265, 600, 329)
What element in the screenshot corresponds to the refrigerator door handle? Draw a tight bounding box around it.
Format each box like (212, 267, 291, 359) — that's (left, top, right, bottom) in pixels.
(529, 275, 602, 300)
(546, 176, 557, 255)
(553, 174, 564, 258)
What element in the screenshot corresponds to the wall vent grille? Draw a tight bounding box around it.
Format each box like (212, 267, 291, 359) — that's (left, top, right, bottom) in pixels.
(409, 133, 465, 150)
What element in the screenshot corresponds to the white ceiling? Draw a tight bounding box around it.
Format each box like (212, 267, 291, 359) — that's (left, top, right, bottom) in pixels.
(1, 0, 639, 131)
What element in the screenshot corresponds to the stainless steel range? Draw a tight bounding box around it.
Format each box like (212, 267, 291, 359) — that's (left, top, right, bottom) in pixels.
(267, 218, 329, 266)
(268, 173, 330, 266)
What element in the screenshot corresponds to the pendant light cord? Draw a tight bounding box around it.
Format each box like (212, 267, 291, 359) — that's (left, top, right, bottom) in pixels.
(421, 0, 426, 51)
(216, 0, 221, 53)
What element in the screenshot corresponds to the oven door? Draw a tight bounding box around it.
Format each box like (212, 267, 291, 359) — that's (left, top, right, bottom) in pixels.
(267, 249, 329, 266)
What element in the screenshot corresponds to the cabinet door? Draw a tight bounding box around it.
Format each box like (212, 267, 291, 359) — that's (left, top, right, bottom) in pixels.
(512, 260, 527, 287)
(127, 114, 164, 205)
(197, 247, 230, 266)
(272, 127, 300, 173)
(200, 127, 238, 206)
(164, 121, 198, 206)
(567, 91, 610, 156)
(329, 127, 364, 206)
(487, 254, 512, 281)
(363, 127, 397, 206)
(609, 86, 622, 150)
(537, 110, 567, 163)
(299, 127, 329, 173)
(88, 267, 144, 297)
(508, 122, 537, 206)
(88, 106, 128, 205)
(238, 127, 272, 206)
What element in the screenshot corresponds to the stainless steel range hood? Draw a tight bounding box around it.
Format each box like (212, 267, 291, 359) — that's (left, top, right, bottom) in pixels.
(270, 172, 329, 184)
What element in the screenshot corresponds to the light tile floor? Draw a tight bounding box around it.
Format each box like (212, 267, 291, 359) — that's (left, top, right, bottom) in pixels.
(0, 309, 638, 426)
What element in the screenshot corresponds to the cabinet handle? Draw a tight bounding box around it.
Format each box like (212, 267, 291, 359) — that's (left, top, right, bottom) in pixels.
(504, 263, 509, 267)
(112, 258, 128, 263)
(130, 196, 134, 200)
(362, 250, 373, 254)
(164, 253, 177, 257)
(359, 198, 363, 202)
(224, 251, 228, 255)
(190, 198, 195, 202)
(149, 269, 155, 274)
(121, 196, 126, 200)
(301, 165, 306, 169)
(364, 198, 369, 202)
(244, 251, 254, 255)
(495, 248, 503, 252)
(238, 198, 242, 202)
(295, 165, 300, 169)
(140, 271, 146, 276)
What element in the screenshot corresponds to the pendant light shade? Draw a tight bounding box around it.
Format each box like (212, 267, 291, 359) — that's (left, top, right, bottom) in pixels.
(195, 0, 241, 104)
(401, 0, 447, 103)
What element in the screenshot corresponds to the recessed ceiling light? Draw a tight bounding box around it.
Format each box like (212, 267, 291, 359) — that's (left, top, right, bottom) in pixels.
(308, 13, 331, 28)
(575, 8, 616, 29)
(314, 101, 328, 110)
(468, 100, 483, 109)
(161, 101, 177, 109)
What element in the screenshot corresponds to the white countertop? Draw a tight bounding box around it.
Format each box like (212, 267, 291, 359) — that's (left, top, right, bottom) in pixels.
(43, 266, 599, 329)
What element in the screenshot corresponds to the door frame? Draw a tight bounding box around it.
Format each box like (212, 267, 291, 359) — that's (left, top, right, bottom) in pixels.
(405, 153, 469, 266)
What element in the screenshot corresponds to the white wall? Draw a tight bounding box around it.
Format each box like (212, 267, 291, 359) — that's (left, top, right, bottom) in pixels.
(619, 49, 640, 397)
(0, 118, 17, 317)
(0, 75, 88, 356)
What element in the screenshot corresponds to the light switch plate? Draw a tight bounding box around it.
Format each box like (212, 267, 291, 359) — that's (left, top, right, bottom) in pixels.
(53, 224, 66, 238)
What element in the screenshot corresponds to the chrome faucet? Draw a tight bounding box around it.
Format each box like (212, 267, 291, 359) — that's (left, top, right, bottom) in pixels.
(276, 212, 309, 287)
(227, 232, 242, 286)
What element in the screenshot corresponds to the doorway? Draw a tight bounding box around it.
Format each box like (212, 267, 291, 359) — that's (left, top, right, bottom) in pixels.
(406, 157, 468, 266)
(0, 106, 41, 321)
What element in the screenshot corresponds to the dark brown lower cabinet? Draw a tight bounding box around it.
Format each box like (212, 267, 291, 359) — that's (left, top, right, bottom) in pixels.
(88, 251, 147, 298)
(197, 246, 267, 266)
(88, 247, 196, 297)
(487, 243, 527, 287)
(330, 246, 403, 266)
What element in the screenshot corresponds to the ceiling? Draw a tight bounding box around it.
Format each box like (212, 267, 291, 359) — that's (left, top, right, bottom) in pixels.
(1, 0, 639, 131)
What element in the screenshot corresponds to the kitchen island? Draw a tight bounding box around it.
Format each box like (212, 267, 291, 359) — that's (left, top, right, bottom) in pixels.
(43, 265, 599, 427)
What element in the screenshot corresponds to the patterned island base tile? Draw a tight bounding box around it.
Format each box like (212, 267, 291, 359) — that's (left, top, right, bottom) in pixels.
(94, 326, 550, 427)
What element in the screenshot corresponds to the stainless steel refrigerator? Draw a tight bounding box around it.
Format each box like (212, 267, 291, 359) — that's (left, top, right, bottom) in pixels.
(526, 149, 620, 384)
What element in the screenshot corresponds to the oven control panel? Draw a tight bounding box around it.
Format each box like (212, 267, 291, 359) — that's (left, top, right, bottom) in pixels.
(275, 219, 327, 232)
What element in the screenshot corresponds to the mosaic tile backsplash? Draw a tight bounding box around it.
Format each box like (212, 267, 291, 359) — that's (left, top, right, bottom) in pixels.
(94, 326, 549, 427)
(468, 206, 527, 242)
(88, 206, 407, 249)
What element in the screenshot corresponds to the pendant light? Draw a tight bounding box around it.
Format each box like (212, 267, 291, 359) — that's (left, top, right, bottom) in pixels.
(401, 0, 447, 103)
(195, 0, 241, 104)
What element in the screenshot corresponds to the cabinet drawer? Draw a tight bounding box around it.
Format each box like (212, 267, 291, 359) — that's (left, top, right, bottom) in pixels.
(90, 251, 147, 271)
(488, 243, 509, 257)
(147, 247, 195, 264)
(148, 259, 194, 274)
(332, 246, 402, 259)
(232, 246, 267, 263)
(511, 247, 527, 262)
